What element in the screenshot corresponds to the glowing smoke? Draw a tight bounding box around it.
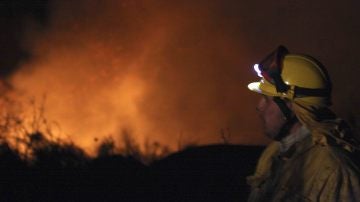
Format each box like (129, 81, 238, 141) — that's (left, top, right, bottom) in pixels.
(5, 0, 360, 155)
(9, 0, 265, 154)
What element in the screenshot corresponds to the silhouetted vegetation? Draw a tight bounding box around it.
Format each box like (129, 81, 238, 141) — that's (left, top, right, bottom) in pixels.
(0, 94, 265, 201)
(0, 131, 264, 201)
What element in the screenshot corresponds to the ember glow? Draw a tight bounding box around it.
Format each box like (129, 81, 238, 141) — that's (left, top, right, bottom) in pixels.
(1, 0, 360, 155)
(1, 0, 288, 155)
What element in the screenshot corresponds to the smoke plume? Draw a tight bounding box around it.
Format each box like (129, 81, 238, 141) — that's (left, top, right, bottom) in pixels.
(9, 0, 262, 154)
(8, 0, 360, 154)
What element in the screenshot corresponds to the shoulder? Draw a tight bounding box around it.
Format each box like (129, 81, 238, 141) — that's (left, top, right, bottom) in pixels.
(307, 143, 360, 178)
(327, 145, 360, 173)
(309, 144, 360, 200)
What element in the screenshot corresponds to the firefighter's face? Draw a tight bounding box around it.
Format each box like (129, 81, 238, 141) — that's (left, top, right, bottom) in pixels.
(256, 95, 287, 139)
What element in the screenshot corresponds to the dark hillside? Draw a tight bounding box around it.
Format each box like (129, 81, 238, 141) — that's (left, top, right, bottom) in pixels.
(0, 141, 264, 201)
(149, 144, 264, 202)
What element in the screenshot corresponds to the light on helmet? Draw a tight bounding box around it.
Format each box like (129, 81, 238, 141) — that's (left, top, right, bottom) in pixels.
(253, 64, 263, 78)
(248, 82, 261, 92)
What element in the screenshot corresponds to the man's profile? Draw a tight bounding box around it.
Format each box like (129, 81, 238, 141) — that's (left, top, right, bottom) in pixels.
(246, 46, 360, 201)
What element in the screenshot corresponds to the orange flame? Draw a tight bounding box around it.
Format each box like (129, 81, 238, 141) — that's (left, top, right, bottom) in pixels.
(8, 0, 266, 155)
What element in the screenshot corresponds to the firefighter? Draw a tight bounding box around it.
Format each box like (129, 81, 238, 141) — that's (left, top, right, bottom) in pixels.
(246, 46, 360, 201)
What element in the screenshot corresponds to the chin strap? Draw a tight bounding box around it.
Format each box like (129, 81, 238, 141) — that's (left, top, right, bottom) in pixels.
(272, 96, 299, 141)
(274, 115, 298, 141)
(273, 97, 292, 120)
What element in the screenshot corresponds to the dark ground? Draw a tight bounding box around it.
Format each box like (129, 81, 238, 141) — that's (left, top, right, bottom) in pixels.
(0, 143, 264, 202)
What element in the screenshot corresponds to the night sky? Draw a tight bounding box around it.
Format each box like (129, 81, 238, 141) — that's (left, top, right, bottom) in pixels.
(1, 0, 359, 153)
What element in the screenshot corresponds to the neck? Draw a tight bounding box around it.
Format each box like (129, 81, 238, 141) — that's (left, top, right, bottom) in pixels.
(274, 116, 299, 141)
(279, 123, 310, 153)
(287, 121, 303, 137)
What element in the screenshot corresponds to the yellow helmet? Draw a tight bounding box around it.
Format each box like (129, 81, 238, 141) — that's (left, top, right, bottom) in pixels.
(248, 46, 332, 107)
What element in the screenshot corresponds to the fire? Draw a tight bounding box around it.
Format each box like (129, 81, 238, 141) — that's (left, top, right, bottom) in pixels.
(10, 52, 152, 155)
(4, 0, 266, 156)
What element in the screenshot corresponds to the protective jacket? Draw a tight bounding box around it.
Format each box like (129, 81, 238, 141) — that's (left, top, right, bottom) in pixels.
(247, 46, 360, 201)
(247, 132, 360, 202)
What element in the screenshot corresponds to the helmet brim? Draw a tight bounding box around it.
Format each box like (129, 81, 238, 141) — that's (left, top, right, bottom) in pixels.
(247, 82, 262, 94)
(248, 80, 279, 97)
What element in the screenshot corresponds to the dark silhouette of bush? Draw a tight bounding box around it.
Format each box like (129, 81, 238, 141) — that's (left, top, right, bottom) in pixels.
(30, 132, 88, 169)
(0, 95, 265, 201)
(148, 144, 264, 202)
(0, 141, 30, 201)
(22, 132, 88, 202)
(0, 132, 264, 202)
(83, 155, 147, 201)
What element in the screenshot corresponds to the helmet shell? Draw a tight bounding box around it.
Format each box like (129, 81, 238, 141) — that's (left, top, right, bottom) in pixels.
(248, 54, 331, 107)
